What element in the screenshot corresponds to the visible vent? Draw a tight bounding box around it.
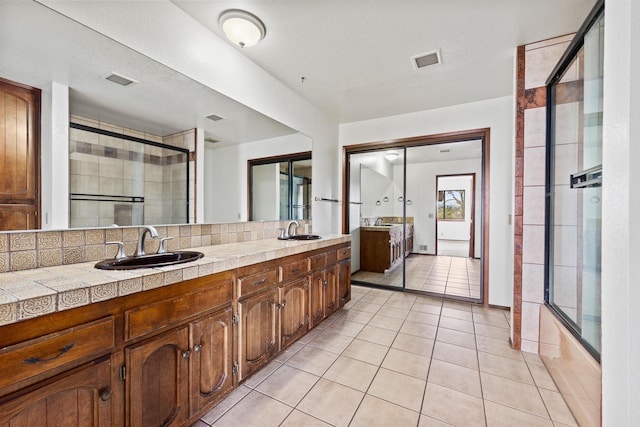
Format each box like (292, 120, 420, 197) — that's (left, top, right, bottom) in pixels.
(439, 148, 451, 153)
(206, 114, 225, 122)
(411, 49, 442, 70)
(105, 72, 137, 86)
(204, 137, 219, 144)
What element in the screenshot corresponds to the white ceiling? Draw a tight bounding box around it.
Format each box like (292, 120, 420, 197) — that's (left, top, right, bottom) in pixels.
(0, 1, 296, 144)
(174, 0, 596, 123)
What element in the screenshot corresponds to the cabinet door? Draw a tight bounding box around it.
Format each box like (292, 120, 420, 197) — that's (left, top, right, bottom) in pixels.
(309, 271, 325, 329)
(0, 79, 40, 231)
(338, 259, 351, 307)
(126, 326, 189, 427)
(189, 307, 234, 417)
(238, 289, 279, 381)
(279, 278, 309, 350)
(0, 356, 113, 427)
(324, 266, 339, 316)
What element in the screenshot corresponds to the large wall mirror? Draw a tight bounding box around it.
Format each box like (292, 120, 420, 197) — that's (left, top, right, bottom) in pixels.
(0, 0, 312, 232)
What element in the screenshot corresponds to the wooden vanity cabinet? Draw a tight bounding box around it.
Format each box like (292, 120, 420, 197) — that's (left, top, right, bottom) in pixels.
(0, 356, 114, 427)
(308, 251, 339, 329)
(337, 247, 352, 307)
(279, 277, 309, 350)
(0, 242, 351, 427)
(126, 326, 190, 427)
(189, 307, 234, 417)
(237, 287, 280, 382)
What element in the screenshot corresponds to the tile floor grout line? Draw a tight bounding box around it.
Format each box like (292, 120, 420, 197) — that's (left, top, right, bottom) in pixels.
(416, 298, 442, 426)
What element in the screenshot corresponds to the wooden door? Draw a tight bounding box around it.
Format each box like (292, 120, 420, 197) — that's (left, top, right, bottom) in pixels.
(279, 277, 308, 350)
(338, 260, 351, 307)
(189, 307, 234, 417)
(0, 356, 113, 426)
(238, 289, 279, 381)
(0, 78, 40, 230)
(324, 266, 339, 316)
(309, 271, 325, 329)
(126, 326, 189, 427)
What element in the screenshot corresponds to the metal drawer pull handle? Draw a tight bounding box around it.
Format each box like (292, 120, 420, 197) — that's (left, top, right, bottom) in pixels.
(193, 344, 203, 353)
(253, 278, 268, 286)
(100, 388, 113, 401)
(23, 343, 75, 364)
(291, 268, 300, 273)
(182, 350, 191, 359)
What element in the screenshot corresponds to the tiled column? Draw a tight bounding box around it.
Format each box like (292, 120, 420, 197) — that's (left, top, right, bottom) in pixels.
(513, 35, 573, 352)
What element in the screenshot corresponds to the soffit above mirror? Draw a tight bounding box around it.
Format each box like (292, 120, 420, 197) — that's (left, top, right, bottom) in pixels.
(0, 1, 297, 145)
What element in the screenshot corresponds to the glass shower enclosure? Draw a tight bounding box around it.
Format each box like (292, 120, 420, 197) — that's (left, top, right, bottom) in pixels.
(545, 7, 604, 358)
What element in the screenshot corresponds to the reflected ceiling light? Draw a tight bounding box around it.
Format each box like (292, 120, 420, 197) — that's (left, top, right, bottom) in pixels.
(385, 150, 399, 161)
(219, 9, 266, 48)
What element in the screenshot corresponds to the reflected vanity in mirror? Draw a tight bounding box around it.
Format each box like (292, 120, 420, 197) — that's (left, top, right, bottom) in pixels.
(0, 0, 312, 233)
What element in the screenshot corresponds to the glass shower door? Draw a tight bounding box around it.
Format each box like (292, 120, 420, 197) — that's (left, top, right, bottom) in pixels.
(546, 10, 603, 357)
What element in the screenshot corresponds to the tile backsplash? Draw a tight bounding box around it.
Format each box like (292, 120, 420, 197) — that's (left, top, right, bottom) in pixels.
(0, 220, 311, 273)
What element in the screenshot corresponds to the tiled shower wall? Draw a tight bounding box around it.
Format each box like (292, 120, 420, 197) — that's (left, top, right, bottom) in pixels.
(69, 116, 195, 227)
(0, 220, 311, 272)
(513, 34, 574, 352)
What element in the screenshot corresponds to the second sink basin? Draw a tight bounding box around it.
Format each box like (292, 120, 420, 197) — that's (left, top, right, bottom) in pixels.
(95, 251, 204, 270)
(288, 234, 322, 240)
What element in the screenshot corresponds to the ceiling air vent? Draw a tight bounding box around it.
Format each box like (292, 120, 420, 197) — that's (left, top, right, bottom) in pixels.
(204, 137, 219, 144)
(410, 49, 442, 70)
(105, 72, 137, 86)
(206, 114, 225, 122)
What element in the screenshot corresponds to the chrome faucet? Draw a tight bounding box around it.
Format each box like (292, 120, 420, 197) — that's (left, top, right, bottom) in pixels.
(283, 220, 300, 239)
(135, 226, 159, 256)
(375, 217, 383, 226)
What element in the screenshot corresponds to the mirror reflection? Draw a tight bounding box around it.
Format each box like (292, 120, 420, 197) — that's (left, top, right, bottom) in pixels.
(249, 154, 312, 221)
(0, 0, 310, 232)
(348, 140, 483, 301)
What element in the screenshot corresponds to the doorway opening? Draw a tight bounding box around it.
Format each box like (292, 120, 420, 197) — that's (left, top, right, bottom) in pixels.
(343, 129, 489, 304)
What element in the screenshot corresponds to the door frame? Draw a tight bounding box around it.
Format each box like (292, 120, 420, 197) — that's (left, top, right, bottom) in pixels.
(435, 173, 476, 258)
(342, 128, 490, 305)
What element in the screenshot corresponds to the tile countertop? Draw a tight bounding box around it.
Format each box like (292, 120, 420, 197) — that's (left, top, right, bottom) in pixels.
(0, 234, 351, 326)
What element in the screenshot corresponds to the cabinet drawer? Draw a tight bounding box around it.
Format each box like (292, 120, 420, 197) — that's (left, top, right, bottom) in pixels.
(279, 259, 310, 282)
(309, 252, 337, 271)
(337, 247, 351, 261)
(237, 269, 278, 299)
(0, 316, 115, 390)
(125, 279, 232, 340)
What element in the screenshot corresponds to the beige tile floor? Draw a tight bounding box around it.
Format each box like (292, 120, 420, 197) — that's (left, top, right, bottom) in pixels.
(192, 286, 576, 427)
(352, 255, 481, 300)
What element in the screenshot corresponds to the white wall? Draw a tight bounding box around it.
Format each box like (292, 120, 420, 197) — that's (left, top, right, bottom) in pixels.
(204, 133, 311, 223)
(40, 82, 69, 229)
(252, 164, 280, 221)
(340, 96, 514, 307)
(601, 0, 640, 424)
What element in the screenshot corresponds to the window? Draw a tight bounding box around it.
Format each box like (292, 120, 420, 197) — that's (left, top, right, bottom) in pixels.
(248, 152, 312, 221)
(437, 190, 465, 220)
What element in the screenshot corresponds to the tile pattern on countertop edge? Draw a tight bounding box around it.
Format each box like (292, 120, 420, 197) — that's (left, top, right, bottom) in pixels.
(0, 234, 350, 325)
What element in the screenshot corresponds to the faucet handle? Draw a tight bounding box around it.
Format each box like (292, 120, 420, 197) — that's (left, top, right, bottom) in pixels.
(106, 241, 126, 260)
(157, 237, 174, 254)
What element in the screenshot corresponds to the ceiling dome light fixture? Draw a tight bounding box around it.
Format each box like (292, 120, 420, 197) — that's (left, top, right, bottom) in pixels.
(219, 9, 266, 48)
(385, 150, 399, 161)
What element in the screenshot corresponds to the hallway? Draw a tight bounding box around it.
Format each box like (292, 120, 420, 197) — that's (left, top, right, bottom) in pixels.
(192, 285, 575, 426)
